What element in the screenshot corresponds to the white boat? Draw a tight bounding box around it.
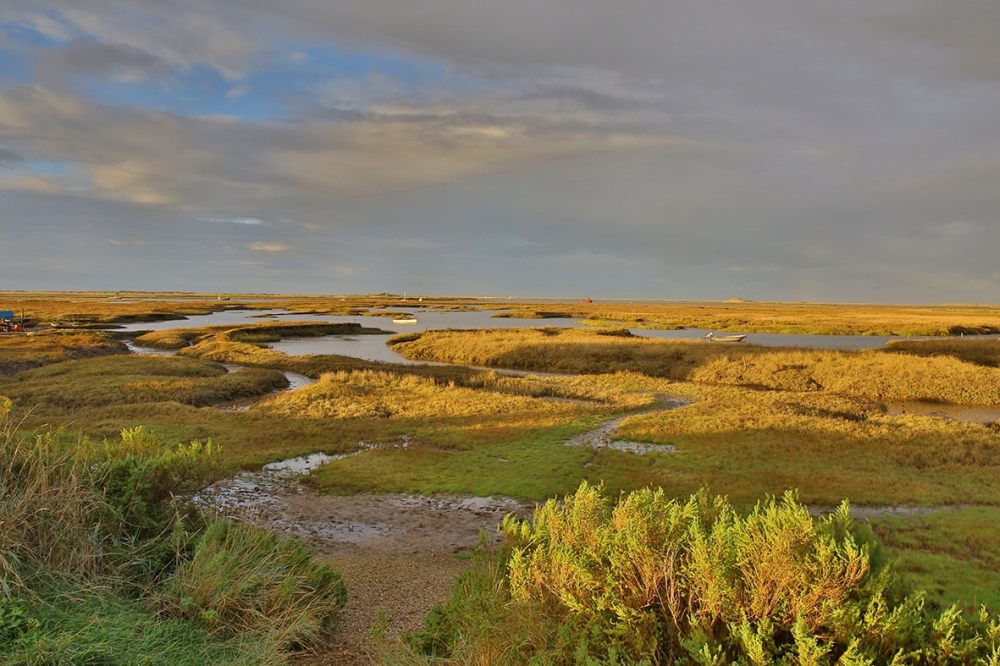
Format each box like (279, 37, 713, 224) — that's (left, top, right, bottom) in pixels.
(704, 332, 747, 343)
(392, 317, 419, 325)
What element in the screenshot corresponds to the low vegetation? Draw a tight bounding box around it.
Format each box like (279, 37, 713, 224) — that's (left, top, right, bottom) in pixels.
(886, 338, 1000, 368)
(0, 329, 126, 375)
(3, 293, 999, 662)
(494, 300, 1000, 336)
(6, 355, 288, 410)
(0, 397, 346, 664)
(392, 328, 1000, 404)
(403, 484, 1000, 665)
(135, 321, 388, 351)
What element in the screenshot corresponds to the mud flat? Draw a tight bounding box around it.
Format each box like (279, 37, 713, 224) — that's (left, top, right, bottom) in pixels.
(197, 452, 529, 663)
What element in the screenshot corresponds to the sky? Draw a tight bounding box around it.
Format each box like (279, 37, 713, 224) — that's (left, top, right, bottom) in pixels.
(0, 1, 998, 302)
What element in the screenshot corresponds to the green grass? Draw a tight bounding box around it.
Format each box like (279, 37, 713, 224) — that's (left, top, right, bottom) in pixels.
(2, 587, 282, 666)
(308, 419, 601, 499)
(871, 507, 1000, 612)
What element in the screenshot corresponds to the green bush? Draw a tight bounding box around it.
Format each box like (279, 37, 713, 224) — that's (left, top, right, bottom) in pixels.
(408, 483, 1000, 665)
(88, 426, 222, 540)
(159, 519, 347, 650)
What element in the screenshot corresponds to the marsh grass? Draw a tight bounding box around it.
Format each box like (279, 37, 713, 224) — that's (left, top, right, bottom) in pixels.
(0, 329, 126, 374)
(1, 589, 285, 666)
(0, 398, 105, 595)
(256, 369, 600, 420)
(5, 355, 288, 410)
(871, 508, 1000, 611)
(392, 327, 1000, 404)
(886, 338, 1000, 367)
(135, 321, 388, 351)
(494, 300, 1000, 336)
(9, 290, 1000, 336)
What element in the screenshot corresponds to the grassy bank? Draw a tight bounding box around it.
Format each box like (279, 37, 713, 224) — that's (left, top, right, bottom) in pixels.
(0, 398, 346, 664)
(0, 329, 126, 375)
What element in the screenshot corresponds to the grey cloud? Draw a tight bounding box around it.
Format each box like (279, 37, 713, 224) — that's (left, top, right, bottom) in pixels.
(36, 39, 169, 83)
(0, 147, 23, 163)
(2, 1, 999, 301)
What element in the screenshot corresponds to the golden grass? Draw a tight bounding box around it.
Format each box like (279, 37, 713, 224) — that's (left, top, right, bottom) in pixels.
(256, 369, 579, 420)
(0, 330, 126, 375)
(6, 356, 288, 411)
(886, 338, 1000, 367)
(392, 327, 1000, 404)
(501, 299, 1000, 336)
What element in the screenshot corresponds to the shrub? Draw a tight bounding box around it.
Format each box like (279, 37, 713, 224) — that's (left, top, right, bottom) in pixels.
(88, 426, 223, 540)
(159, 519, 347, 650)
(409, 483, 1000, 665)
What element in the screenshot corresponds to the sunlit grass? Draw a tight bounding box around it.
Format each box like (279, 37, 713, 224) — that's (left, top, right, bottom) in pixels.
(392, 327, 1000, 404)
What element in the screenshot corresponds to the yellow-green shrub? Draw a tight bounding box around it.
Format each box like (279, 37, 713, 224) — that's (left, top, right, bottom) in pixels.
(408, 483, 1000, 664)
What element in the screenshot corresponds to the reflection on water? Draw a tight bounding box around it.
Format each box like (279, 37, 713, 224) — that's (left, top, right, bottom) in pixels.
(886, 400, 1000, 424)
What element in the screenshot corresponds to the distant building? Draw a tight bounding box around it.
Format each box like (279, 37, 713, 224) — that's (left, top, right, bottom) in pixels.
(578, 297, 593, 304)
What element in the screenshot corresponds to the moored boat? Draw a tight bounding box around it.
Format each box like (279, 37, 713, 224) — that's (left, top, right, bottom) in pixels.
(704, 332, 747, 343)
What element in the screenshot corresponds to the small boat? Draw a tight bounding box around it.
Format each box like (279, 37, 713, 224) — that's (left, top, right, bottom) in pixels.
(704, 332, 747, 343)
(392, 317, 419, 325)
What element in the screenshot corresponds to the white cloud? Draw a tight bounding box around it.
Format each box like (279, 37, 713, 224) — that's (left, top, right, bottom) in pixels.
(226, 85, 251, 99)
(199, 216, 264, 225)
(246, 241, 291, 252)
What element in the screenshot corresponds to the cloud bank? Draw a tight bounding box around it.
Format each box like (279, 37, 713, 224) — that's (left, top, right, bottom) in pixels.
(0, 1, 998, 301)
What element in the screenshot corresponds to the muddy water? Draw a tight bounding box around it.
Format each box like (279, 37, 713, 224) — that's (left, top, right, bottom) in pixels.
(886, 400, 1000, 424)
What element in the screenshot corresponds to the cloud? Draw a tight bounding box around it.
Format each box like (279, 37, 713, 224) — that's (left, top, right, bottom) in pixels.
(0, 83, 672, 213)
(199, 216, 264, 225)
(106, 238, 146, 246)
(36, 39, 169, 83)
(1, 1, 999, 301)
(246, 241, 291, 252)
(0, 148, 23, 164)
(226, 85, 251, 99)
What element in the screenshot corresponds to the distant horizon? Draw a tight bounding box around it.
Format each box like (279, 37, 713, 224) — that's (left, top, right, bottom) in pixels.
(2, 2, 999, 302)
(2, 288, 999, 308)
